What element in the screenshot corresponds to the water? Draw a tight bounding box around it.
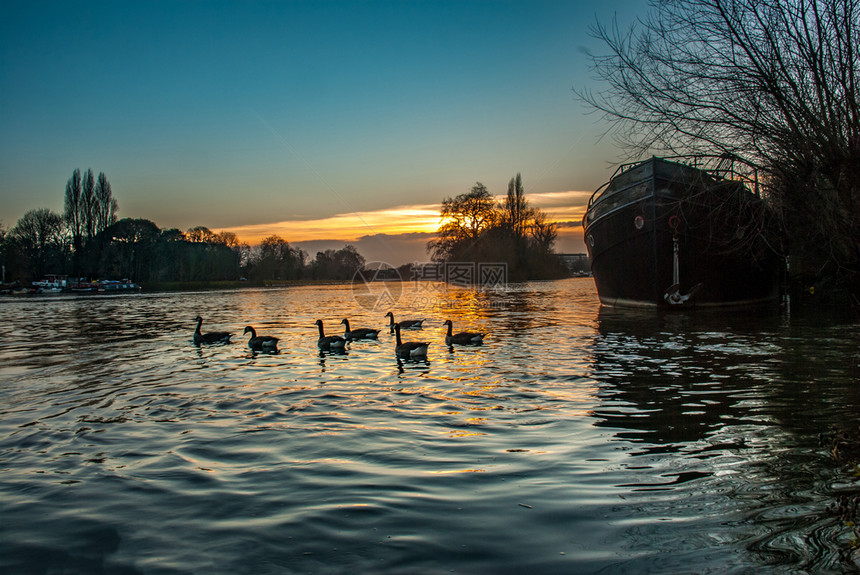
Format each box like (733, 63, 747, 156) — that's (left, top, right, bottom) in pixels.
(1, 278, 859, 574)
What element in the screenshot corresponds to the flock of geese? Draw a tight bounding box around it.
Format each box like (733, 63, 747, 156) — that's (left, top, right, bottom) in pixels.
(193, 311, 486, 359)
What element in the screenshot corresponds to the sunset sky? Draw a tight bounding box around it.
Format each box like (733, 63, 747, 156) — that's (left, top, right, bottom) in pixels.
(1, 0, 646, 265)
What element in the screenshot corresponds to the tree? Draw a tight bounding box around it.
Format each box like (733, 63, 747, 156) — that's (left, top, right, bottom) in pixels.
(502, 173, 532, 241)
(63, 168, 118, 276)
(428, 183, 497, 262)
(311, 245, 366, 280)
(82, 168, 96, 240)
(249, 235, 306, 281)
(94, 172, 118, 234)
(10, 208, 67, 280)
(186, 226, 217, 243)
(427, 176, 566, 280)
(101, 218, 160, 281)
(0, 223, 6, 280)
(64, 168, 83, 256)
(579, 0, 860, 297)
(530, 209, 558, 253)
(215, 231, 240, 247)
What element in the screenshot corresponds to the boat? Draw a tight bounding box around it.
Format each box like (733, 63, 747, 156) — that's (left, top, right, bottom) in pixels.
(31, 275, 67, 294)
(98, 279, 141, 293)
(69, 279, 99, 293)
(582, 156, 782, 308)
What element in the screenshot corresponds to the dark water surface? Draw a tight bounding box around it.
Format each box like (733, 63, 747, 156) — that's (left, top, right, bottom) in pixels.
(2, 278, 859, 574)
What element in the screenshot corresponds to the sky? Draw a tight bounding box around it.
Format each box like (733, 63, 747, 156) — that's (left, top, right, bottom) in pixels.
(1, 0, 647, 266)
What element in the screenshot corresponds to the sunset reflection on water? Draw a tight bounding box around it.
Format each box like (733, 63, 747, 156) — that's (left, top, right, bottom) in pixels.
(1, 279, 859, 573)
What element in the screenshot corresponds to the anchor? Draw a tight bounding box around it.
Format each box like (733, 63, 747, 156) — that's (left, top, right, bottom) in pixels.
(663, 229, 702, 305)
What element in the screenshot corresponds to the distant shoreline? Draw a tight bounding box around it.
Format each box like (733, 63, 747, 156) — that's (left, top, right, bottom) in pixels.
(0, 279, 355, 296)
(141, 279, 354, 292)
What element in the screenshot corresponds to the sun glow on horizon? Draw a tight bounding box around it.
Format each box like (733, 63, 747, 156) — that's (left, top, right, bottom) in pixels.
(215, 191, 590, 247)
(215, 203, 443, 245)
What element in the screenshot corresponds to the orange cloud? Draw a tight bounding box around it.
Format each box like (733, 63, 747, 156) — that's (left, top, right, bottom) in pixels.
(216, 191, 592, 246)
(216, 203, 442, 245)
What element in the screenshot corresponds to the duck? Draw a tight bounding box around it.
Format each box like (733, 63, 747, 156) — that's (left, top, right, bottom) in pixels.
(193, 316, 232, 345)
(315, 319, 346, 350)
(394, 323, 430, 359)
(385, 311, 425, 330)
(443, 319, 485, 345)
(340, 318, 380, 340)
(243, 325, 279, 351)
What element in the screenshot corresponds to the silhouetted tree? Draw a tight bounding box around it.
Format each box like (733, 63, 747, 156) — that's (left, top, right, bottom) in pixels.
(10, 208, 68, 281)
(94, 172, 118, 234)
(428, 176, 565, 280)
(0, 223, 7, 281)
(530, 209, 557, 253)
(311, 245, 366, 280)
(215, 231, 240, 247)
(502, 173, 532, 241)
(155, 228, 188, 281)
(246, 235, 306, 281)
(64, 169, 83, 258)
(428, 183, 497, 262)
(186, 226, 217, 243)
(100, 218, 160, 281)
(63, 168, 119, 276)
(580, 0, 860, 298)
(82, 169, 96, 240)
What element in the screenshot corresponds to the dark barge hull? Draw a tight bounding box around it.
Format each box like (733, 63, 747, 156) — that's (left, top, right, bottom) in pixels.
(583, 157, 781, 308)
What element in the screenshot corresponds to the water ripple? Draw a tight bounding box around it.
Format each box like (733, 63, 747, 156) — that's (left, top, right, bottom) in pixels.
(1, 282, 859, 572)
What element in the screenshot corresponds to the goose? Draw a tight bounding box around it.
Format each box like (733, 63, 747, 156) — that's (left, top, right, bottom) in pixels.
(443, 319, 485, 345)
(394, 323, 430, 359)
(340, 318, 380, 340)
(315, 319, 346, 350)
(243, 325, 279, 351)
(385, 311, 425, 330)
(193, 316, 232, 344)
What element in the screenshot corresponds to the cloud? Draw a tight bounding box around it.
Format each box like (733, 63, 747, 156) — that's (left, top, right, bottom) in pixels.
(216, 203, 442, 245)
(528, 190, 595, 207)
(215, 190, 592, 261)
(293, 231, 436, 268)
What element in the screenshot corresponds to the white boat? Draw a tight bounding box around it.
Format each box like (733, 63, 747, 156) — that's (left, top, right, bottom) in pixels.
(32, 275, 67, 294)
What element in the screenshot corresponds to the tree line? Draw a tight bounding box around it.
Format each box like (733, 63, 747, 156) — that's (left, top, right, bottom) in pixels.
(428, 173, 568, 281)
(0, 170, 367, 286)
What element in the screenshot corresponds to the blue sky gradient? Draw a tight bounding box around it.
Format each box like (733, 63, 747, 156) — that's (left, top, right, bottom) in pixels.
(1, 0, 646, 262)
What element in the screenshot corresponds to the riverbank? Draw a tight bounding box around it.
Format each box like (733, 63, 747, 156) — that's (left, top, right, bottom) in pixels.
(140, 279, 361, 292)
(0, 278, 360, 295)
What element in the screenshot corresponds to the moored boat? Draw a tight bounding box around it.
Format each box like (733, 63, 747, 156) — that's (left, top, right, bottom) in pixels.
(582, 156, 782, 308)
(32, 275, 67, 294)
(98, 279, 141, 293)
(69, 278, 99, 293)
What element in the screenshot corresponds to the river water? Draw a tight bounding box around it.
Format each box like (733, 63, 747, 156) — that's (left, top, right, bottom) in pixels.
(1, 278, 859, 574)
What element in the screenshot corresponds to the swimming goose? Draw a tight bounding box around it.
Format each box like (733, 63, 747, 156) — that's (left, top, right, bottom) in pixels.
(394, 323, 430, 358)
(443, 319, 485, 345)
(243, 326, 279, 351)
(193, 316, 232, 344)
(315, 319, 346, 350)
(340, 318, 380, 340)
(385, 311, 425, 330)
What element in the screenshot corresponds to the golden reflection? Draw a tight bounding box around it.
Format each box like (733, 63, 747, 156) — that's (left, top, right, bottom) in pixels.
(446, 430, 487, 437)
(429, 469, 486, 474)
